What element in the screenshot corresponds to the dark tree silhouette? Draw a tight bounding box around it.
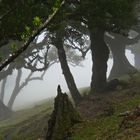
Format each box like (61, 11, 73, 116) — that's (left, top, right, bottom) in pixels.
(75, 0, 138, 93)
(0, 26, 87, 109)
(90, 27, 109, 93)
(53, 30, 82, 105)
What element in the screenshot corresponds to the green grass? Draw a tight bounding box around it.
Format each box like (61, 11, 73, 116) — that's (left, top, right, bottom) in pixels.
(70, 93, 140, 140)
(70, 72, 140, 140)
(0, 98, 54, 140)
(0, 98, 54, 127)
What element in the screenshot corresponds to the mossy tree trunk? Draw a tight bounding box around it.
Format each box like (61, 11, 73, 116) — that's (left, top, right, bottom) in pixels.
(46, 85, 81, 140)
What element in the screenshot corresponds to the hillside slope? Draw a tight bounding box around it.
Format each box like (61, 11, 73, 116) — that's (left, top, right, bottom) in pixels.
(0, 72, 140, 140)
(0, 99, 53, 140)
(71, 72, 140, 140)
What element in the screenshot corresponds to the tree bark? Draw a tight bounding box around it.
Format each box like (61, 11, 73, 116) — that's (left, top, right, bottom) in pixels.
(90, 27, 109, 93)
(55, 33, 82, 105)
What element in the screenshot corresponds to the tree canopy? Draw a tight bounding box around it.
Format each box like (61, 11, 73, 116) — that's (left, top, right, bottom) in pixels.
(0, 0, 62, 41)
(75, 0, 138, 31)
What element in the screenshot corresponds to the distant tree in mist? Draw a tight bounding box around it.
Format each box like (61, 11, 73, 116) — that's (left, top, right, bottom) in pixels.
(105, 29, 140, 79)
(0, 30, 86, 109)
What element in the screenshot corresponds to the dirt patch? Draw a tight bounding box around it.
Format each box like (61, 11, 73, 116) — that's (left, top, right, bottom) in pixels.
(77, 86, 140, 118)
(77, 93, 114, 118)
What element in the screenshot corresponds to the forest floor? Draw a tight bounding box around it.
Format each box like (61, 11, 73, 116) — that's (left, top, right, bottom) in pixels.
(71, 72, 140, 140)
(0, 72, 140, 140)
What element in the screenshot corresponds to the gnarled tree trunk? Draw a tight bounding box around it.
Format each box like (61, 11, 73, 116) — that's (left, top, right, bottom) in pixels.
(108, 45, 136, 80)
(90, 27, 109, 93)
(55, 32, 82, 105)
(105, 33, 137, 80)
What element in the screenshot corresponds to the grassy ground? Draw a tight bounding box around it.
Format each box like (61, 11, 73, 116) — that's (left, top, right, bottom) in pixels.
(70, 72, 140, 140)
(0, 72, 140, 140)
(0, 98, 54, 140)
(70, 94, 140, 140)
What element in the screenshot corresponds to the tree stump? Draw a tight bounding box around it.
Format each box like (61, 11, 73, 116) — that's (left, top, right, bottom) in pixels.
(46, 85, 81, 140)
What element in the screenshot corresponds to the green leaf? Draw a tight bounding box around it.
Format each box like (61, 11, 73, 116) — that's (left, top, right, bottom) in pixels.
(20, 33, 26, 41)
(10, 43, 17, 53)
(32, 16, 41, 26)
(25, 26, 31, 34)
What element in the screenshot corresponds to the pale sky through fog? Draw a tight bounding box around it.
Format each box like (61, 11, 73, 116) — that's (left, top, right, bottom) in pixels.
(2, 50, 134, 110)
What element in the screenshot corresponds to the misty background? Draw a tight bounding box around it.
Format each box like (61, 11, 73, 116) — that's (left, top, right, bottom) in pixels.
(1, 49, 134, 110)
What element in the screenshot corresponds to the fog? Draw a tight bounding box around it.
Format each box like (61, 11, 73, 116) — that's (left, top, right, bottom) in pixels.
(1, 50, 134, 110)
